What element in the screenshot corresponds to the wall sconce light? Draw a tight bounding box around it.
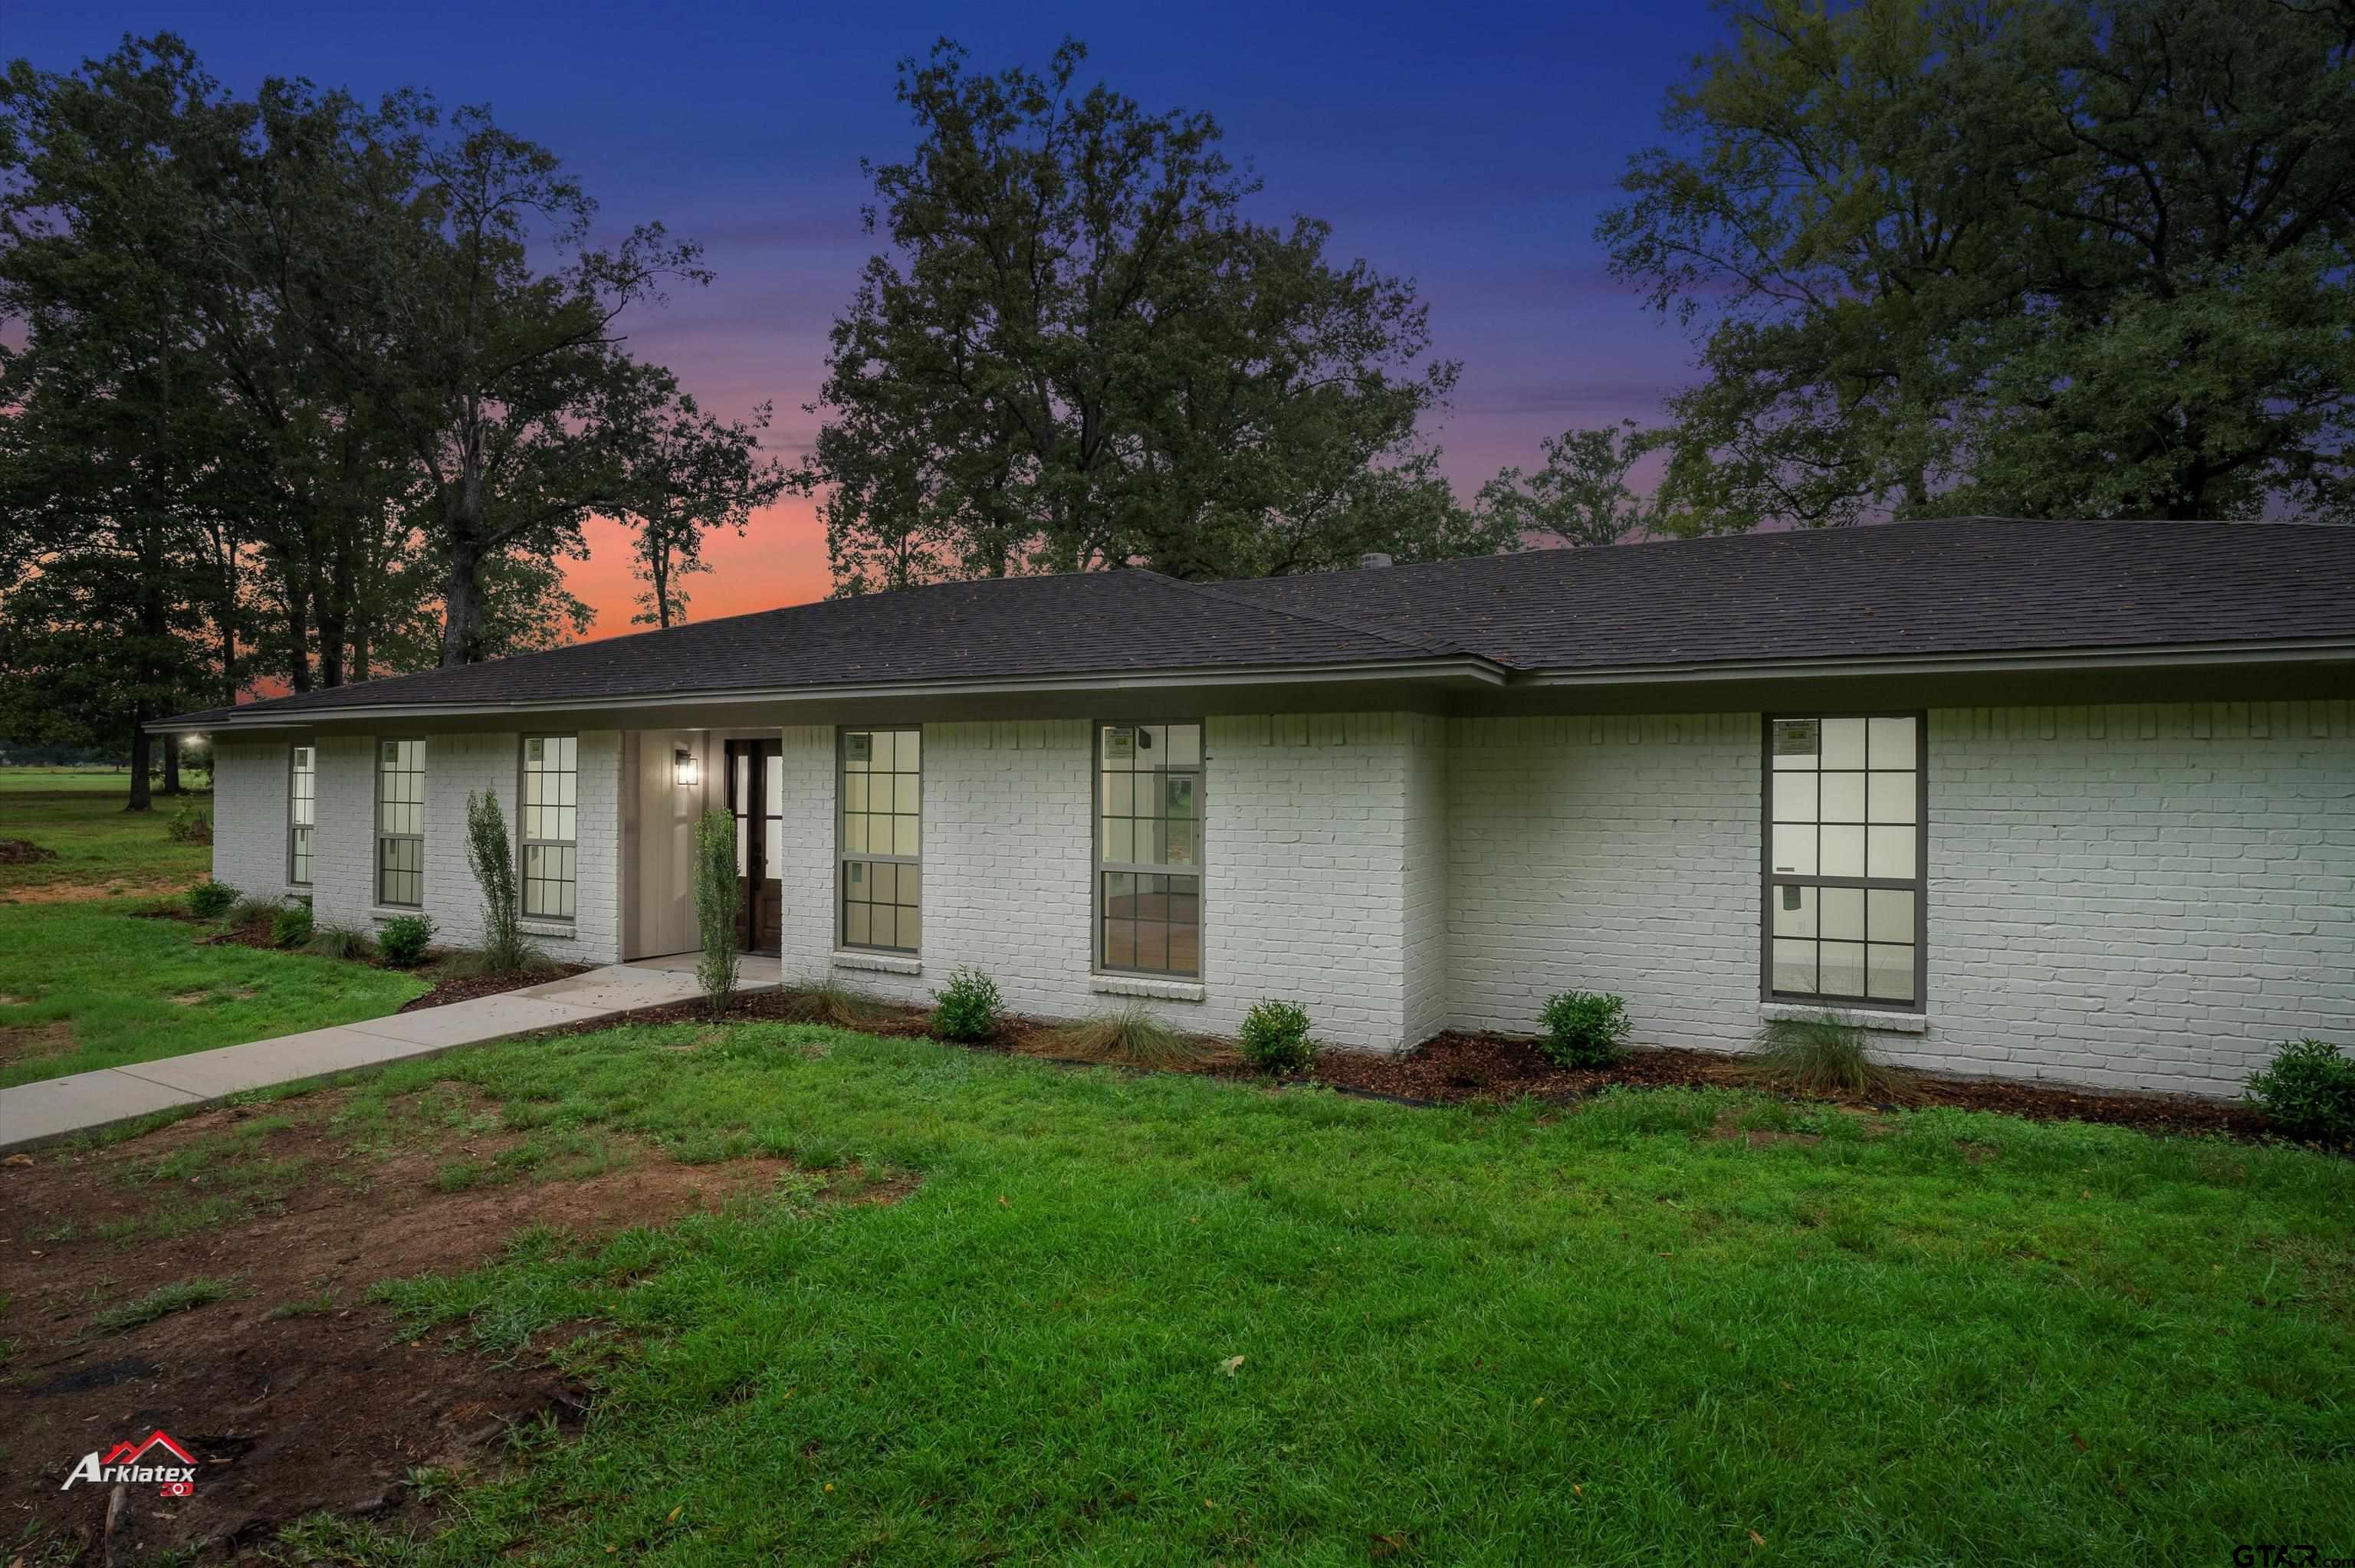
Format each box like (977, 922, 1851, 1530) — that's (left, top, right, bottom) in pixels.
(674, 748, 699, 788)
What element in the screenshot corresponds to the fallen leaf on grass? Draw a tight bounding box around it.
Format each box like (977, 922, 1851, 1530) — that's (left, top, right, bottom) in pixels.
(1218, 1355, 1245, 1376)
(1749, 1529, 1766, 1547)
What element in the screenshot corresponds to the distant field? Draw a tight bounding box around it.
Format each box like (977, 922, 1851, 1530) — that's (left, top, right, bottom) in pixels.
(0, 785, 215, 894)
(0, 765, 212, 795)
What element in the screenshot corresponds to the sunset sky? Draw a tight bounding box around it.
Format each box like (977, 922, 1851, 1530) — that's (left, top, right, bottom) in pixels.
(18, 2, 1726, 636)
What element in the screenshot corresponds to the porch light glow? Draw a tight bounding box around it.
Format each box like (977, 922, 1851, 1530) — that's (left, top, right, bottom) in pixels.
(674, 748, 698, 788)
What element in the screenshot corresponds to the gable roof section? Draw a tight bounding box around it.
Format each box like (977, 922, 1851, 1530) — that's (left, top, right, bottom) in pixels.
(162, 517, 2355, 727)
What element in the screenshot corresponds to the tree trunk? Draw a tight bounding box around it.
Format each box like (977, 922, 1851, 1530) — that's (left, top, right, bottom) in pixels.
(127, 716, 153, 813)
(163, 736, 183, 795)
(285, 551, 316, 693)
(652, 543, 672, 629)
(441, 533, 484, 666)
(319, 527, 353, 687)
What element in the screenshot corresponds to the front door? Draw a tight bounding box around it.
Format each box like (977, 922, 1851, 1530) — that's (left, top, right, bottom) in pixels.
(724, 739, 784, 954)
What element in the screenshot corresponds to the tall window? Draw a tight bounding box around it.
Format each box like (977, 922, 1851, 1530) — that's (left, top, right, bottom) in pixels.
(521, 736, 578, 920)
(376, 739, 425, 907)
(288, 744, 316, 886)
(1098, 722, 1202, 977)
(840, 728, 919, 951)
(1765, 715, 1923, 1007)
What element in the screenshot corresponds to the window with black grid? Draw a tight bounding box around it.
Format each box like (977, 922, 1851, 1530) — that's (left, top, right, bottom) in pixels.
(839, 728, 919, 951)
(520, 735, 577, 920)
(376, 738, 425, 907)
(288, 745, 316, 885)
(1765, 715, 1924, 1007)
(1097, 722, 1201, 977)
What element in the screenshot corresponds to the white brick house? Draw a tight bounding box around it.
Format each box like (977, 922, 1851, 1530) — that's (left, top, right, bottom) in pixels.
(163, 519, 2355, 1097)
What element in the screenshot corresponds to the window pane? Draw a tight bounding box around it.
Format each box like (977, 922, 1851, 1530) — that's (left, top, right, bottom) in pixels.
(1818, 773, 1866, 823)
(1104, 817, 1134, 863)
(1867, 770, 1917, 825)
(844, 901, 870, 946)
(1867, 716, 1917, 769)
(764, 816, 783, 873)
(1132, 920, 1167, 972)
(1867, 825, 1917, 880)
(1821, 886, 1864, 942)
(1165, 774, 1196, 818)
(1772, 938, 1816, 993)
(895, 815, 921, 855)
(1821, 717, 1867, 769)
(1168, 920, 1200, 976)
(1770, 824, 1816, 876)
(1820, 940, 1867, 997)
(895, 905, 921, 950)
(1866, 943, 1916, 1002)
(1771, 719, 1820, 769)
(1771, 884, 1816, 937)
(1866, 888, 1915, 943)
(1165, 819, 1197, 866)
(1820, 825, 1866, 879)
(1103, 917, 1136, 968)
(1771, 773, 1817, 824)
(1105, 773, 1134, 815)
(894, 774, 920, 814)
(1165, 723, 1201, 766)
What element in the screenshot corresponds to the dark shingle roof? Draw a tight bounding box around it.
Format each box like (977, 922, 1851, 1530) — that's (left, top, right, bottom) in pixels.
(167, 517, 2355, 725)
(1214, 516, 2355, 670)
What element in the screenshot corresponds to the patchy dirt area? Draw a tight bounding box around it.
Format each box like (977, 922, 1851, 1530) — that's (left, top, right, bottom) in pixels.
(0, 1088, 894, 1563)
(0, 836, 61, 865)
(0, 872, 194, 905)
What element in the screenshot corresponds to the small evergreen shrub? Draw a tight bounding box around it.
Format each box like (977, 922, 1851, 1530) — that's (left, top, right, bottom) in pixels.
(271, 902, 314, 949)
(1238, 999, 1315, 1076)
(930, 966, 1003, 1042)
(2245, 1038, 2355, 1146)
(1539, 990, 1631, 1068)
(377, 914, 435, 967)
(691, 807, 740, 1016)
(304, 923, 376, 961)
(165, 804, 213, 845)
(186, 879, 237, 918)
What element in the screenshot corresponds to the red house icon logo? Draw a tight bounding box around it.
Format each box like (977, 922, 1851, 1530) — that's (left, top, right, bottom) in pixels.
(61, 1430, 200, 1495)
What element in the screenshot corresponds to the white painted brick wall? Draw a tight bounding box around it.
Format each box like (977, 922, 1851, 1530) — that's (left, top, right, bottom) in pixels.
(770, 713, 1430, 1050)
(1445, 704, 2355, 1097)
(1926, 701, 2355, 1095)
(209, 740, 294, 896)
(300, 730, 622, 964)
(1448, 713, 1764, 1052)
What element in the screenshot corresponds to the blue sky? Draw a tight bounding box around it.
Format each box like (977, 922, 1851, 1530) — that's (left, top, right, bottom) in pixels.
(13, 0, 1726, 617)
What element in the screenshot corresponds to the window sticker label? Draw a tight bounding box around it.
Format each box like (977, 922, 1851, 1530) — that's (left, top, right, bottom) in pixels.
(1104, 727, 1136, 762)
(845, 733, 872, 764)
(1772, 719, 1820, 758)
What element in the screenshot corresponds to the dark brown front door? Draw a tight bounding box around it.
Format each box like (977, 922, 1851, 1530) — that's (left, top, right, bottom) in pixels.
(724, 739, 783, 954)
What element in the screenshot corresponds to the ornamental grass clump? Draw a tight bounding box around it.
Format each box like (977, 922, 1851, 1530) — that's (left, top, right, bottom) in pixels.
(1743, 1012, 1920, 1103)
(1035, 1004, 1207, 1069)
(777, 977, 885, 1028)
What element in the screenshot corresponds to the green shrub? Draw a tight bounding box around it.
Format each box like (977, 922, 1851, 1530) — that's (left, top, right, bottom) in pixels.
(186, 879, 237, 918)
(377, 914, 435, 967)
(1238, 999, 1315, 1076)
(165, 803, 213, 845)
(691, 807, 740, 1016)
(1036, 1005, 1205, 1068)
(271, 902, 314, 949)
(2245, 1038, 2355, 1146)
(930, 966, 1003, 1042)
(1742, 1012, 1918, 1101)
(1539, 990, 1631, 1068)
(463, 789, 542, 975)
(304, 923, 376, 961)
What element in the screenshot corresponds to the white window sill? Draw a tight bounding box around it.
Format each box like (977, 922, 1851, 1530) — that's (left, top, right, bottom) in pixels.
(520, 921, 577, 940)
(367, 907, 427, 922)
(1092, 974, 1205, 1004)
(833, 950, 921, 976)
(1761, 1002, 1928, 1035)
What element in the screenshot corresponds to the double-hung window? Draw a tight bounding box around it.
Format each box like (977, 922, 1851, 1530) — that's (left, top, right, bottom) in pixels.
(376, 739, 425, 907)
(1765, 714, 1923, 1006)
(839, 728, 920, 951)
(1097, 722, 1202, 977)
(520, 736, 578, 920)
(288, 744, 316, 886)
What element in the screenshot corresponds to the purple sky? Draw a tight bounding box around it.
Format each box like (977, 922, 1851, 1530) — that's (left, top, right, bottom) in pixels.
(17, 1, 1725, 626)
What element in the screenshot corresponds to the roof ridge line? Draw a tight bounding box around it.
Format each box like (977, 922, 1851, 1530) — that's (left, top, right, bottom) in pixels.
(1142, 571, 1473, 661)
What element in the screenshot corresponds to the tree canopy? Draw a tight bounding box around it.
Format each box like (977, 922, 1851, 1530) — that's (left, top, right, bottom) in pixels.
(800, 40, 1507, 593)
(1595, 0, 2355, 531)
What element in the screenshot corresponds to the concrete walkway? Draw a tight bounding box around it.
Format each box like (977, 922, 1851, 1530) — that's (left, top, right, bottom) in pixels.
(0, 956, 764, 1154)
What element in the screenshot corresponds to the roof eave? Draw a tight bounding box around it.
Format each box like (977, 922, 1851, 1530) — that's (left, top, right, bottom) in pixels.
(1513, 636, 2355, 687)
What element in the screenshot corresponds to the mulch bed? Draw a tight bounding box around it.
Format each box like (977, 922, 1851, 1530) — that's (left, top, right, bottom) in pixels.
(0, 836, 60, 864)
(534, 989, 2282, 1146)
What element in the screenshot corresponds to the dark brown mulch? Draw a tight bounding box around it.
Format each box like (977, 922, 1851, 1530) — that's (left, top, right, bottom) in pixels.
(528, 990, 2279, 1146)
(0, 836, 60, 864)
(393, 962, 593, 1012)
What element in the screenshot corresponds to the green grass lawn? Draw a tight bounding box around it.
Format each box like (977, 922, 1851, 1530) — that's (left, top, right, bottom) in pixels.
(271, 1021, 2351, 1566)
(0, 779, 212, 894)
(0, 786, 427, 1087)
